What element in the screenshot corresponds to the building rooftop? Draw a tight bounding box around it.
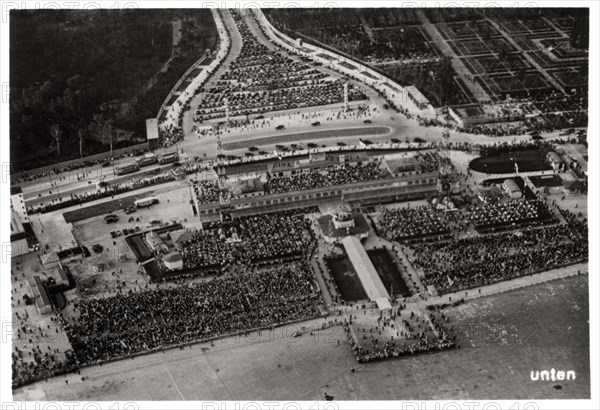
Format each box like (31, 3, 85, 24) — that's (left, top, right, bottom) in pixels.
(406, 85, 431, 105)
(49, 265, 70, 285)
(40, 252, 60, 265)
(384, 156, 420, 174)
(230, 179, 265, 196)
(547, 151, 562, 163)
(503, 178, 521, 193)
(27, 276, 52, 312)
(164, 252, 183, 263)
(317, 212, 371, 239)
(10, 210, 25, 236)
(169, 229, 192, 246)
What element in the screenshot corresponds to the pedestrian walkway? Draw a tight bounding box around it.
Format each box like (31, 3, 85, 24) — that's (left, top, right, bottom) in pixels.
(342, 236, 391, 311)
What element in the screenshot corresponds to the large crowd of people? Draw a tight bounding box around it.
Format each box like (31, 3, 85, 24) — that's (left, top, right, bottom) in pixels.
(266, 9, 434, 64)
(178, 210, 314, 270)
(266, 162, 385, 194)
(379, 206, 451, 242)
(194, 10, 367, 123)
(62, 262, 321, 364)
(410, 211, 588, 294)
(457, 94, 588, 138)
(344, 311, 455, 363)
(159, 123, 184, 148)
(191, 179, 221, 205)
(12, 310, 79, 388)
(467, 199, 555, 232)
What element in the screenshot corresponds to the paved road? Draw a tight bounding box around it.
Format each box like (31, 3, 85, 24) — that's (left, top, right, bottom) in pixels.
(182, 9, 243, 137)
(13, 9, 580, 216)
(222, 126, 391, 150)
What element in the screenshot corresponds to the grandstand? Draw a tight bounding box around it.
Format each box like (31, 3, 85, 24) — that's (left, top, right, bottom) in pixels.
(193, 172, 440, 220)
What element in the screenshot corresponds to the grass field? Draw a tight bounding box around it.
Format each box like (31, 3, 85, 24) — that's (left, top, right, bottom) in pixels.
(367, 248, 410, 296)
(469, 149, 552, 174)
(326, 255, 368, 302)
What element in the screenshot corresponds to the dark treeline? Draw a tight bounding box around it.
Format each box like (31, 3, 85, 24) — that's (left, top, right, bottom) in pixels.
(10, 9, 217, 171)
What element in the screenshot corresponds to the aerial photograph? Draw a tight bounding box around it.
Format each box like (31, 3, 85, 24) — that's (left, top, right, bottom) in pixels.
(3, 3, 595, 407)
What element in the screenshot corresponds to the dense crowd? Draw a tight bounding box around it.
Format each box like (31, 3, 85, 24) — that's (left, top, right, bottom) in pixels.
(458, 95, 588, 138)
(159, 123, 184, 148)
(12, 311, 79, 388)
(62, 262, 321, 363)
(344, 312, 454, 363)
(414, 151, 452, 172)
(411, 212, 588, 294)
(194, 10, 367, 123)
(191, 179, 221, 204)
(266, 9, 434, 63)
(467, 199, 555, 232)
(178, 210, 314, 270)
(266, 162, 384, 194)
(379, 206, 451, 242)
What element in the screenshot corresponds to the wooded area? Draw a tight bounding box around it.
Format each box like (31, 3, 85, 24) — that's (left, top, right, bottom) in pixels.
(10, 9, 217, 171)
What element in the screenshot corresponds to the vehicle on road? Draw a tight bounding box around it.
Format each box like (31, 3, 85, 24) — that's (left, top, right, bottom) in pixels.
(116, 162, 140, 176)
(136, 153, 157, 168)
(363, 119, 372, 124)
(158, 151, 179, 165)
(105, 215, 119, 224)
(275, 125, 285, 130)
(134, 196, 159, 208)
(311, 121, 321, 126)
